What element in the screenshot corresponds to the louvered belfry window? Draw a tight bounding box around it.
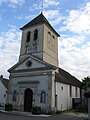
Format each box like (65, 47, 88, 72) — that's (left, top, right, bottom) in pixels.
(26, 31, 31, 42)
(34, 29, 38, 41)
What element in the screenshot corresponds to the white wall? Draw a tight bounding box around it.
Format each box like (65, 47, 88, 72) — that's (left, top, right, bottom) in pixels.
(56, 82, 80, 111)
(7, 70, 52, 112)
(56, 82, 69, 111)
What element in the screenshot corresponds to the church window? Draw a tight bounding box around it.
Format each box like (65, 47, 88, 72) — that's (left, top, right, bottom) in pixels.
(4, 94, 6, 98)
(13, 90, 17, 102)
(75, 87, 78, 97)
(26, 60, 32, 67)
(33, 29, 38, 41)
(47, 31, 51, 47)
(40, 92, 46, 103)
(52, 35, 55, 49)
(61, 86, 63, 91)
(48, 31, 51, 35)
(55, 94, 57, 109)
(70, 85, 72, 97)
(52, 35, 55, 39)
(26, 31, 31, 42)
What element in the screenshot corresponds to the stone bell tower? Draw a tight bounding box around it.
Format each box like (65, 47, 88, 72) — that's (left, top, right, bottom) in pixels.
(19, 12, 60, 67)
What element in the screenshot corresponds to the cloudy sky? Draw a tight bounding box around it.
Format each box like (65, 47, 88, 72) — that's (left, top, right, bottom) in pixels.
(0, 0, 90, 81)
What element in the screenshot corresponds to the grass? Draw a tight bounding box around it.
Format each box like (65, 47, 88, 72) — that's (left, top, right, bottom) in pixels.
(61, 109, 88, 118)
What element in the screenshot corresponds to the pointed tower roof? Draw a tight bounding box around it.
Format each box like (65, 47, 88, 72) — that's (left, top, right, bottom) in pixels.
(20, 12, 60, 37)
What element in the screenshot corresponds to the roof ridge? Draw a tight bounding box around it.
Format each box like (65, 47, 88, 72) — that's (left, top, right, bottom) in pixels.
(55, 68, 81, 87)
(20, 13, 60, 37)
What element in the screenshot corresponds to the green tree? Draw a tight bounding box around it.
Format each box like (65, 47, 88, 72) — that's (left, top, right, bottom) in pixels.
(82, 76, 90, 90)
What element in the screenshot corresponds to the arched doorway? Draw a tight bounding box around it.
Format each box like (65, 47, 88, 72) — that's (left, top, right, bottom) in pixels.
(24, 88, 33, 112)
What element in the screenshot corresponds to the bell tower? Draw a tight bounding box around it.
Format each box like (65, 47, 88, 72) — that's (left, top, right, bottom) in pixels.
(19, 13, 60, 67)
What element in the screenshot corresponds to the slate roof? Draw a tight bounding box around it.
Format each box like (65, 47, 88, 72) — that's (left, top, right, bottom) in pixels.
(55, 68, 81, 87)
(0, 76, 9, 89)
(20, 12, 60, 37)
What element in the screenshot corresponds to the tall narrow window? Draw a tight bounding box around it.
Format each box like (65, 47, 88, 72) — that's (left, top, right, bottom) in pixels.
(34, 29, 38, 41)
(75, 87, 78, 97)
(55, 94, 57, 109)
(52, 35, 55, 46)
(70, 85, 72, 97)
(13, 90, 17, 101)
(40, 92, 46, 103)
(26, 31, 31, 42)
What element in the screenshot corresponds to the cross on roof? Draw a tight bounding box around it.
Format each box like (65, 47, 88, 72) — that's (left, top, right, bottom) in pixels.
(40, 0, 44, 13)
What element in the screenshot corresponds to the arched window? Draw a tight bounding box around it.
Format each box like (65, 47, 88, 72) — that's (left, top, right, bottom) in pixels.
(34, 29, 38, 41)
(13, 90, 17, 101)
(40, 91, 46, 103)
(26, 31, 31, 42)
(70, 85, 72, 97)
(75, 87, 78, 97)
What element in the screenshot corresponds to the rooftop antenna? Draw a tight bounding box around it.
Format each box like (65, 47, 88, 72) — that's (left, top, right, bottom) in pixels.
(40, 0, 44, 14)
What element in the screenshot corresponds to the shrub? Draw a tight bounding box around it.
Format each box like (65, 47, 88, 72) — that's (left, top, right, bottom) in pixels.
(75, 97, 88, 113)
(32, 106, 41, 115)
(5, 104, 12, 111)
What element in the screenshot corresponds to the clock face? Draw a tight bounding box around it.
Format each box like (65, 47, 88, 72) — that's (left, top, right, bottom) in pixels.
(26, 60, 32, 67)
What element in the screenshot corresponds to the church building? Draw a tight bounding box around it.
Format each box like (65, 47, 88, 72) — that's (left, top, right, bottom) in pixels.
(7, 13, 81, 114)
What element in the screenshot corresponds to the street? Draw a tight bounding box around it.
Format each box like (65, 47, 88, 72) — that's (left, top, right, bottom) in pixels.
(0, 112, 87, 120)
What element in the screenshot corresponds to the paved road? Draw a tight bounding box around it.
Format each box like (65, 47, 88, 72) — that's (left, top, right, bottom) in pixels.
(0, 112, 87, 120)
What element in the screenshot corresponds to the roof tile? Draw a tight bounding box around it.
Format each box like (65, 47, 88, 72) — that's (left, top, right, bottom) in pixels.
(20, 12, 60, 37)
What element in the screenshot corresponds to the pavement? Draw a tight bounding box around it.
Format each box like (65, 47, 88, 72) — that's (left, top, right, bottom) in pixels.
(0, 109, 51, 117)
(0, 107, 88, 120)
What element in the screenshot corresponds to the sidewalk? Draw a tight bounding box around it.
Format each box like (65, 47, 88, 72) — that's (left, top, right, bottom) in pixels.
(0, 109, 51, 117)
(0, 107, 88, 119)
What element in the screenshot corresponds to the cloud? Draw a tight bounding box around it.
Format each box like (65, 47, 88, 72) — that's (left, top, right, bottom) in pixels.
(61, 2, 90, 34)
(58, 34, 90, 80)
(29, 0, 59, 12)
(0, 28, 21, 78)
(43, 10, 60, 19)
(0, 0, 25, 7)
(60, 35, 85, 50)
(43, 10, 62, 27)
(43, 0, 59, 8)
(57, 1, 90, 80)
(0, 0, 89, 81)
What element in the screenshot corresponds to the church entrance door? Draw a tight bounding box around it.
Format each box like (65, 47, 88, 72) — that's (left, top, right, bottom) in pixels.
(24, 88, 33, 112)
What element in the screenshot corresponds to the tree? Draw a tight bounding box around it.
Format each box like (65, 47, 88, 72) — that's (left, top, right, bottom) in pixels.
(78, 76, 90, 112)
(82, 76, 90, 90)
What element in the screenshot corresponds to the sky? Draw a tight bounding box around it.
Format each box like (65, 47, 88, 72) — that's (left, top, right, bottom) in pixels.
(0, 0, 90, 81)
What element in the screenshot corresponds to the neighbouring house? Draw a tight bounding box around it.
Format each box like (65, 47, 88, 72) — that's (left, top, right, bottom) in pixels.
(0, 75, 9, 106)
(6, 13, 81, 114)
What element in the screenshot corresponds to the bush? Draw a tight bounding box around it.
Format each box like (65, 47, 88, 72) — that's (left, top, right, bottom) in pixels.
(75, 97, 88, 113)
(32, 106, 41, 115)
(56, 110, 61, 114)
(5, 104, 12, 111)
